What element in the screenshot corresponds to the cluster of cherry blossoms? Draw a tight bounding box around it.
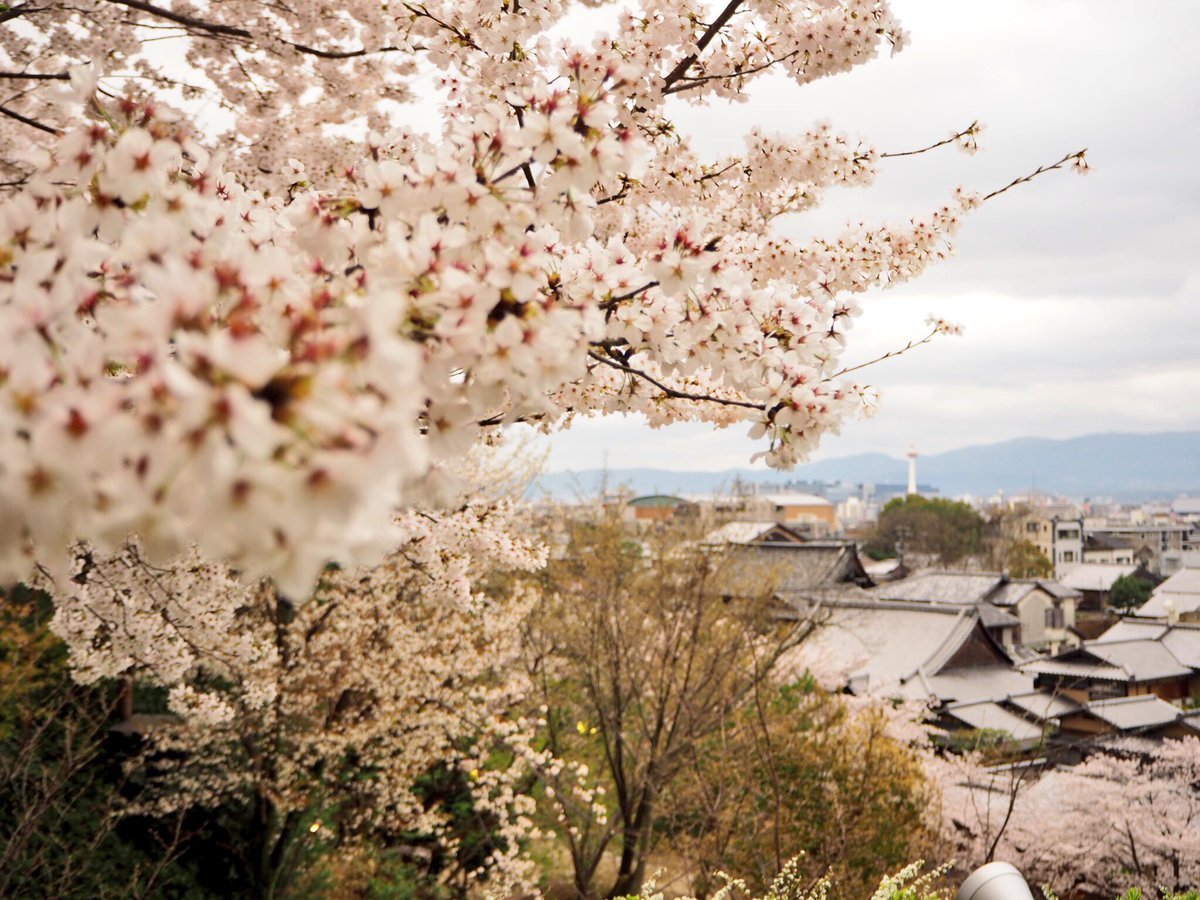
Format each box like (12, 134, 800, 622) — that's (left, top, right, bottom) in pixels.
(36, 497, 550, 887)
(936, 737, 1200, 892)
(0, 0, 1058, 593)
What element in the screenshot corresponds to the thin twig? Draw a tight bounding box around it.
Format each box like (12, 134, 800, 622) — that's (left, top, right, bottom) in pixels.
(665, 48, 801, 96)
(827, 327, 939, 379)
(981, 149, 1087, 202)
(880, 121, 980, 159)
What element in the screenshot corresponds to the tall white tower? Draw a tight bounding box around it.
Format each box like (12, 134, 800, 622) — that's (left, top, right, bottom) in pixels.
(906, 444, 918, 496)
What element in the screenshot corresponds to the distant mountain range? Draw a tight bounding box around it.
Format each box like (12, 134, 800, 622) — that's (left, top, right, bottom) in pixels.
(529, 431, 1200, 501)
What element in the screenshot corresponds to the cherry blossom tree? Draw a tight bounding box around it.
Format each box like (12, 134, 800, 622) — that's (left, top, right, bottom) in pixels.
(938, 738, 1200, 894)
(0, 0, 1085, 595)
(34, 496, 551, 892)
(0, 3, 1087, 886)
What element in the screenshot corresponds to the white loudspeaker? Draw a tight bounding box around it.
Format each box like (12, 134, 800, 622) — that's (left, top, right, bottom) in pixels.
(956, 862, 1035, 900)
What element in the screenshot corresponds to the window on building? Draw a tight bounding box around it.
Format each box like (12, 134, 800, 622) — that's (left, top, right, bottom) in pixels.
(1045, 608, 1065, 629)
(1026, 522, 1039, 533)
(1061, 550, 1076, 562)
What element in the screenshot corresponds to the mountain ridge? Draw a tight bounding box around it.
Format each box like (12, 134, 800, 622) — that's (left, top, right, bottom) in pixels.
(529, 430, 1200, 500)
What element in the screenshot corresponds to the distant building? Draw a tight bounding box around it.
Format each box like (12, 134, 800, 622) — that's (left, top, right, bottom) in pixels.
(624, 494, 699, 523)
(872, 571, 1081, 653)
(748, 492, 838, 536)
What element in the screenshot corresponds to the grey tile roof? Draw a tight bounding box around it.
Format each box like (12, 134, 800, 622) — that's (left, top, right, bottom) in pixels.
(1059, 563, 1138, 592)
(1095, 618, 1200, 669)
(1020, 658, 1129, 682)
(988, 582, 1035, 608)
(780, 600, 978, 696)
(1005, 690, 1081, 722)
(1095, 619, 1169, 643)
(976, 603, 1021, 628)
(944, 701, 1045, 743)
(1081, 695, 1184, 731)
(731, 543, 863, 591)
(1036, 580, 1082, 600)
(1135, 569, 1200, 618)
(1161, 627, 1200, 668)
(896, 666, 1034, 705)
(875, 572, 1005, 605)
(1082, 640, 1191, 681)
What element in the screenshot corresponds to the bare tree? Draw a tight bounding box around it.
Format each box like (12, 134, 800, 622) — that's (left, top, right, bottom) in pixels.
(522, 514, 803, 898)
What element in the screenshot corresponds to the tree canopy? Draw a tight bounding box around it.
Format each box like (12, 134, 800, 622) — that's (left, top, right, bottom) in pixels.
(867, 495, 986, 566)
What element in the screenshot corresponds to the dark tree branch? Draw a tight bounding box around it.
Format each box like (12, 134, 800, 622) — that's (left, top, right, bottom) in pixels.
(511, 106, 537, 190)
(105, 0, 400, 59)
(660, 0, 745, 93)
(0, 71, 69, 80)
(0, 103, 58, 134)
(0, 4, 44, 25)
(664, 48, 801, 96)
(599, 281, 658, 312)
(587, 349, 762, 411)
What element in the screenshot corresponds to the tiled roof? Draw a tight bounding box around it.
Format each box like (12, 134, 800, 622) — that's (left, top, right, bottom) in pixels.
(1135, 591, 1200, 617)
(779, 600, 977, 695)
(1095, 618, 1169, 643)
(944, 701, 1045, 743)
(988, 582, 1035, 608)
(703, 521, 783, 545)
(1136, 567, 1200, 617)
(1080, 695, 1185, 731)
(732, 543, 863, 591)
(896, 666, 1034, 705)
(976, 603, 1021, 629)
(1036, 580, 1083, 600)
(1059, 563, 1138, 592)
(1081, 640, 1191, 681)
(1020, 658, 1129, 682)
(875, 572, 1005, 605)
(1005, 690, 1080, 722)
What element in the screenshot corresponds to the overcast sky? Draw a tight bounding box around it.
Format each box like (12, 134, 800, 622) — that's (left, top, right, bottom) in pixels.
(537, 0, 1200, 472)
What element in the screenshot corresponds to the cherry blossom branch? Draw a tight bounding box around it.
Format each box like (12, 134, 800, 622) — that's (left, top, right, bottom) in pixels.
(660, 0, 746, 93)
(0, 71, 69, 80)
(587, 350, 762, 411)
(599, 281, 658, 312)
(401, 2, 482, 52)
(0, 3, 43, 25)
(105, 0, 402, 59)
(880, 121, 982, 158)
(665, 49, 801, 96)
(0, 103, 58, 134)
(511, 106, 537, 190)
(826, 326, 940, 379)
(981, 148, 1088, 201)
